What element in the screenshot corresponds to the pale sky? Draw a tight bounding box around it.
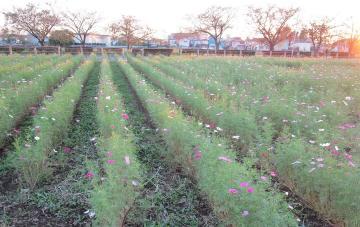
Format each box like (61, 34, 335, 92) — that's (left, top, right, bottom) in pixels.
(1, 0, 360, 39)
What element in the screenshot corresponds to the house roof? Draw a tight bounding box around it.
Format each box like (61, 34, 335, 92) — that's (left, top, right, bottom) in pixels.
(169, 32, 208, 40)
(87, 33, 112, 38)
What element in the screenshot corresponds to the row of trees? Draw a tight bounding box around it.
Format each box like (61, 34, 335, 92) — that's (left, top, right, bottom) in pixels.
(2, 4, 359, 55)
(2, 4, 155, 48)
(192, 6, 358, 55)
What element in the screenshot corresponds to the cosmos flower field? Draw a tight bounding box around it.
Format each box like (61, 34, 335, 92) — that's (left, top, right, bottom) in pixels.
(0, 54, 359, 226)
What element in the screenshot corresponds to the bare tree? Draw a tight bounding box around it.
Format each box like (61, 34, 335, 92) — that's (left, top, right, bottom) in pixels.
(62, 11, 98, 46)
(109, 15, 152, 49)
(305, 18, 334, 56)
(191, 6, 234, 52)
(4, 4, 61, 46)
(247, 5, 299, 51)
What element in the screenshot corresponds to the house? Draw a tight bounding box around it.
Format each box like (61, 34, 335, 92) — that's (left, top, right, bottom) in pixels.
(274, 39, 291, 51)
(168, 32, 208, 48)
(331, 39, 350, 53)
(0, 33, 48, 46)
(73, 33, 112, 46)
(291, 39, 313, 52)
(225, 37, 246, 50)
(208, 37, 225, 50)
(245, 38, 269, 51)
(146, 38, 168, 47)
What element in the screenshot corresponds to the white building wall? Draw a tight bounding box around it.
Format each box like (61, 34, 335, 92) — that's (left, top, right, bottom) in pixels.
(291, 42, 312, 52)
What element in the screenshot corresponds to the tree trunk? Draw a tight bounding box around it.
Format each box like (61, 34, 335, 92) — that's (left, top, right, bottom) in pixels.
(39, 39, 45, 46)
(215, 40, 219, 54)
(82, 34, 87, 47)
(269, 42, 275, 51)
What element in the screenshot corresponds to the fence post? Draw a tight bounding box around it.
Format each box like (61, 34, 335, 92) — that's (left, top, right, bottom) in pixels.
(179, 48, 182, 55)
(197, 48, 199, 56)
(224, 49, 226, 56)
(141, 48, 144, 56)
(9, 45, 13, 55)
(284, 51, 286, 57)
(34, 47, 38, 55)
(80, 46, 83, 55)
(270, 51, 272, 57)
(207, 48, 209, 56)
(58, 46, 61, 55)
(240, 50, 242, 57)
(291, 49, 294, 58)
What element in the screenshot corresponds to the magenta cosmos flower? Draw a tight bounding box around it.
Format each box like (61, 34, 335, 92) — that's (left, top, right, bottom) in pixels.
(194, 150, 202, 160)
(218, 156, 232, 163)
(228, 188, 238, 194)
(270, 171, 277, 177)
(239, 182, 249, 187)
(85, 172, 94, 179)
(247, 187, 255, 193)
(63, 147, 71, 153)
(122, 113, 129, 120)
(107, 159, 116, 164)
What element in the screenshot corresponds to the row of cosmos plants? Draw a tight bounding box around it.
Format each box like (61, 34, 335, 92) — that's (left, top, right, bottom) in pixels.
(0, 53, 359, 226)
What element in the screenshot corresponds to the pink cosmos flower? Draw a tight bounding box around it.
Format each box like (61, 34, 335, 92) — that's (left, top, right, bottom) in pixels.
(218, 156, 232, 163)
(194, 150, 202, 160)
(331, 149, 340, 156)
(122, 113, 129, 120)
(270, 171, 277, 177)
(247, 187, 255, 193)
(242, 210, 250, 217)
(338, 123, 356, 130)
(124, 155, 131, 165)
(85, 172, 94, 179)
(344, 153, 352, 161)
(319, 101, 325, 107)
(239, 182, 249, 187)
(13, 128, 21, 135)
(262, 96, 270, 104)
(111, 125, 115, 129)
(107, 159, 116, 164)
(348, 161, 355, 167)
(106, 151, 113, 157)
(63, 147, 71, 153)
(228, 188, 238, 194)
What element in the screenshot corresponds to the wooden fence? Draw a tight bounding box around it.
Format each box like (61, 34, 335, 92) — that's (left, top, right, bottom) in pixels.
(0, 46, 124, 55)
(178, 49, 256, 56)
(0, 45, 353, 58)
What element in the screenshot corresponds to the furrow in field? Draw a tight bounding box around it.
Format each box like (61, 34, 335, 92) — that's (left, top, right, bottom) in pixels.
(0, 58, 101, 226)
(110, 59, 219, 226)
